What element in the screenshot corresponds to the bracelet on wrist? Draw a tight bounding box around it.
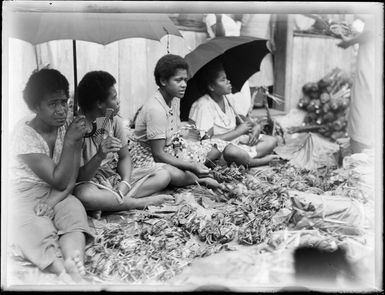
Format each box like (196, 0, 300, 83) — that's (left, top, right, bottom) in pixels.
(121, 180, 132, 191)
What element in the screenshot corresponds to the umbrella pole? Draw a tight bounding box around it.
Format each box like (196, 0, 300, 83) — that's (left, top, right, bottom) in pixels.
(72, 40, 78, 116)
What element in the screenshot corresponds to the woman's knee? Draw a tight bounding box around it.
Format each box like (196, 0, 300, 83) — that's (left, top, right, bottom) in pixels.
(264, 135, 278, 148)
(154, 168, 172, 184)
(73, 185, 96, 208)
(162, 164, 184, 180)
(162, 164, 194, 186)
(223, 144, 249, 165)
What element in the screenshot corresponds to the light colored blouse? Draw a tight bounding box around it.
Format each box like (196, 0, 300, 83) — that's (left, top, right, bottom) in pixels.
(189, 94, 237, 136)
(133, 90, 180, 146)
(11, 119, 66, 186)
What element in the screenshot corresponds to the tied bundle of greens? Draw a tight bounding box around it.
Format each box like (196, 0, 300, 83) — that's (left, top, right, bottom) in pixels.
(295, 68, 352, 141)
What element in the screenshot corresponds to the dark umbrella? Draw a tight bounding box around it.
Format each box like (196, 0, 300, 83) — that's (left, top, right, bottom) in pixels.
(180, 36, 270, 121)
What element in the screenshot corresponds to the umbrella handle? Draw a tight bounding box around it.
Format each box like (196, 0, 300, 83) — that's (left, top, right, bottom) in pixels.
(72, 40, 78, 116)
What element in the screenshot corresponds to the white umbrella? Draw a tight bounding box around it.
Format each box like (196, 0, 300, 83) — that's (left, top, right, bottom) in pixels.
(7, 11, 182, 114)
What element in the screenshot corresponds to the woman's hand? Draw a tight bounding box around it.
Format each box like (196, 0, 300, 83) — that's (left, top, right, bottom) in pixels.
(97, 136, 122, 159)
(191, 162, 210, 178)
(337, 35, 355, 49)
(34, 201, 55, 219)
(236, 121, 253, 135)
(248, 134, 259, 146)
(248, 124, 262, 145)
(65, 115, 87, 143)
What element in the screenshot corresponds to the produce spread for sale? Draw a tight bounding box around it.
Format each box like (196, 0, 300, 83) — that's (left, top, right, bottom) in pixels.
(9, 146, 376, 290)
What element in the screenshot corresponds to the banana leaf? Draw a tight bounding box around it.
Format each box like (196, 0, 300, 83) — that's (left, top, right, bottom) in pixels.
(274, 133, 339, 170)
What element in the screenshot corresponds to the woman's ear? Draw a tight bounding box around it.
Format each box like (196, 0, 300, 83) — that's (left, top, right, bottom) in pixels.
(208, 84, 215, 92)
(160, 77, 167, 87)
(96, 100, 105, 110)
(32, 104, 40, 114)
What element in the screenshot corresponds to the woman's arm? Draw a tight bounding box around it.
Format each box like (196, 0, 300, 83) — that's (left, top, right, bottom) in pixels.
(337, 25, 373, 49)
(211, 121, 253, 142)
(20, 117, 86, 190)
(117, 146, 132, 182)
(77, 136, 122, 182)
(213, 14, 226, 37)
(211, 127, 244, 141)
(150, 139, 209, 177)
(36, 143, 82, 215)
(115, 146, 133, 196)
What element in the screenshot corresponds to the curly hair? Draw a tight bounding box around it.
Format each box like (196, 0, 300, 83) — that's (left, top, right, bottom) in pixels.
(23, 68, 69, 111)
(197, 61, 225, 93)
(77, 71, 116, 112)
(154, 54, 189, 87)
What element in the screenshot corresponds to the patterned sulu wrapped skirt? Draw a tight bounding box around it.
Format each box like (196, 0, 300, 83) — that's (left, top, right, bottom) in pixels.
(128, 137, 229, 169)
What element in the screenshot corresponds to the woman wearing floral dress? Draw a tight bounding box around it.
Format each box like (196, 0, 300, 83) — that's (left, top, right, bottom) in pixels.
(129, 54, 232, 188)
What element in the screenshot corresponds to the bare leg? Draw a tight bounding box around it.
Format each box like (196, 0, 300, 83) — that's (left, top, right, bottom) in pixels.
(44, 257, 66, 275)
(134, 169, 171, 198)
(74, 184, 173, 211)
(43, 257, 76, 284)
(162, 164, 198, 187)
(59, 232, 86, 282)
(253, 135, 278, 158)
(205, 146, 222, 168)
(223, 143, 277, 168)
(162, 164, 224, 189)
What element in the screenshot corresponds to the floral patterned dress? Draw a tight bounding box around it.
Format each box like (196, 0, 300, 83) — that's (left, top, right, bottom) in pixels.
(129, 90, 228, 168)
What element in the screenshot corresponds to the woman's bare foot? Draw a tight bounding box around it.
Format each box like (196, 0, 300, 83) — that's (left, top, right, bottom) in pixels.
(197, 177, 226, 191)
(147, 194, 175, 206)
(64, 250, 86, 283)
(58, 271, 76, 284)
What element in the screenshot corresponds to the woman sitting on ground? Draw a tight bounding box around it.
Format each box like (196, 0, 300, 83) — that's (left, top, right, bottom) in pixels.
(74, 71, 174, 213)
(129, 54, 230, 188)
(10, 68, 93, 283)
(189, 61, 279, 167)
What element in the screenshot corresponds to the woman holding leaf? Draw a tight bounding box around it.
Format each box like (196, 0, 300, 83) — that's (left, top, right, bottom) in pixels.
(74, 71, 174, 214)
(189, 61, 279, 167)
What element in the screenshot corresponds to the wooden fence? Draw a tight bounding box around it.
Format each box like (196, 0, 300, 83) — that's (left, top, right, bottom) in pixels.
(7, 31, 207, 131)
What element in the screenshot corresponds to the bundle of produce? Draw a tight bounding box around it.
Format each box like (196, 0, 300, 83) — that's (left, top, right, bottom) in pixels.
(238, 217, 271, 245)
(210, 163, 246, 183)
(296, 68, 352, 140)
(251, 161, 365, 203)
(198, 215, 237, 245)
(298, 14, 354, 39)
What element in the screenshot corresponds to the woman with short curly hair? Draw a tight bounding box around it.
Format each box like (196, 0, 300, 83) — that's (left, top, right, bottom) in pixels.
(10, 68, 93, 283)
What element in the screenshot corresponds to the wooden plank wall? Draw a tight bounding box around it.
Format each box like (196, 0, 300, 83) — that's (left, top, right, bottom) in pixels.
(287, 34, 356, 111)
(7, 31, 207, 131)
(273, 15, 356, 113)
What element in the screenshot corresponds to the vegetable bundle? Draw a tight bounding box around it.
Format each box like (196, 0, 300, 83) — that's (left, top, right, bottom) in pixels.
(297, 68, 352, 140)
(299, 14, 354, 39)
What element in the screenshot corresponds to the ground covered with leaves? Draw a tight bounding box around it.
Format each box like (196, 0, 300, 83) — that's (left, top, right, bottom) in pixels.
(82, 159, 370, 284)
